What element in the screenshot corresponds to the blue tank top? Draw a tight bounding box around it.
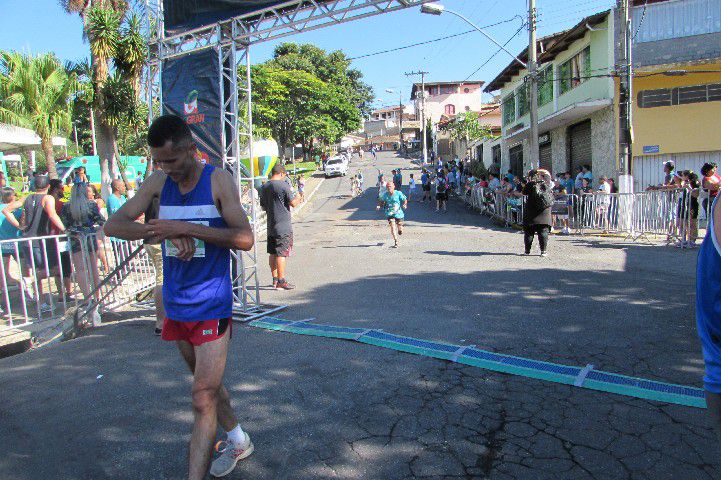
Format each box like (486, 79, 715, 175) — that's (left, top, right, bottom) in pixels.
(696, 196, 721, 392)
(159, 164, 231, 321)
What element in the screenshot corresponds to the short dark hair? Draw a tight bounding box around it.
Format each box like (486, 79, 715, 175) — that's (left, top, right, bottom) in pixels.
(34, 175, 49, 190)
(48, 179, 63, 193)
(147, 115, 193, 149)
(701, 162, 717, 176)
(1, 187, 15, 203)
(271, 163, 286, 176)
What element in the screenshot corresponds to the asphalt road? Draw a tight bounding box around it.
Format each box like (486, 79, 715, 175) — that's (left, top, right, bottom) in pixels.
(0, 151, 717, 479)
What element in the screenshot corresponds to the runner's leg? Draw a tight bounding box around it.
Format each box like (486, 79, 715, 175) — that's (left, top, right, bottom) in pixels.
(186, 333, 231, 480)
(396, 219, 403, 235)
(388, 219, 398, 245)
(177, 340, 238, 432)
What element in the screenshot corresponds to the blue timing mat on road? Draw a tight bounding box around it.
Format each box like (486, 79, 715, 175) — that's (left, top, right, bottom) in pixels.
(248, 317, 706, 409)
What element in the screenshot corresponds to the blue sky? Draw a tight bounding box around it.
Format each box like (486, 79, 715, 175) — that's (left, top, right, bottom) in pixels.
(1, 0, 614, 107)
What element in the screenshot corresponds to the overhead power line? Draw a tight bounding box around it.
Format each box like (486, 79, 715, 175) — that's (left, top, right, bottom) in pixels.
(462, 23, 527, 82)
(347, 16, 523, 61)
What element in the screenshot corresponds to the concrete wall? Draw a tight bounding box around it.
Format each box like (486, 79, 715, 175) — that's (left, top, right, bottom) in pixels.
(632, 61, 721, 156)
(414, 84, 485, 124)
(500, 105, 616, 180)
(589, 106, 617, 181)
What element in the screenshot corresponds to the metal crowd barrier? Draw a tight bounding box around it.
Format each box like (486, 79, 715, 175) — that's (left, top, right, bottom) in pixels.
(0, 232, 155, 332)
(463, 184, 699, 244)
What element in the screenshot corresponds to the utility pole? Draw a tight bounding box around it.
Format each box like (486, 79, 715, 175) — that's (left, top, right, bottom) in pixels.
(527, 0, 539, 170)
(398, 91, 403, 154)
(618, 0, 634, 191)
(406, 70, 429, 165)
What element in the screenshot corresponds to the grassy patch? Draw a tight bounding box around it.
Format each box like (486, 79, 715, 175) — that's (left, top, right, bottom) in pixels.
(284, 161, 318, 178)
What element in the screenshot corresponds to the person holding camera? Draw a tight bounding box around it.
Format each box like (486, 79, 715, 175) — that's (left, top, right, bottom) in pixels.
(522, 169, 554, 257)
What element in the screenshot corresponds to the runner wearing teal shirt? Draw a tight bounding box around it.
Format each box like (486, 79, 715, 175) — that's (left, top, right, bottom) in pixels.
(377, 182, 408, 248)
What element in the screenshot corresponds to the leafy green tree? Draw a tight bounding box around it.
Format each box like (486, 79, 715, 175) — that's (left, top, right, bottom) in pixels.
(251, 63, 361, 159)
(269, 43, 374, 117)
(0, 52, 77, 178)
(443, 111, 493, 144)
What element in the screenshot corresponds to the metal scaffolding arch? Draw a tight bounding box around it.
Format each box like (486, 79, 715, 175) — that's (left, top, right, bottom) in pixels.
(145, 0, 431, 320)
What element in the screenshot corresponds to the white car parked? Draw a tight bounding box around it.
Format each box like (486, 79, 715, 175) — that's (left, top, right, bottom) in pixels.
(324, 156, 348, 177)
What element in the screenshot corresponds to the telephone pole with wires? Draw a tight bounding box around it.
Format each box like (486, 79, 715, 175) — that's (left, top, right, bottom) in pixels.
(406, 70, 429, 165)
(527, 0, 540, 170)
(618, 0, 634, 191)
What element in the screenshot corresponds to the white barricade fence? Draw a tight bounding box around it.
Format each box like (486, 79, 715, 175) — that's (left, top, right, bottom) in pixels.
(0, 231, 156, 332)
(80, 232, 156, 313)
(463, 185, 697, 243)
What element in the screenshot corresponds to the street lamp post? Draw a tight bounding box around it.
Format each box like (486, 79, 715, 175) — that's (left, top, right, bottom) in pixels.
(385, 88, 404, 154)
(420, 3, 539, 169)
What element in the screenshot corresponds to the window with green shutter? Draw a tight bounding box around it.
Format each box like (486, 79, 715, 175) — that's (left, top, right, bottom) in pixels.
(502, 94, 516, 126)
(559, 46, 591, 96)
(517, 83, 529, 117)
(537, 66, 553, 106)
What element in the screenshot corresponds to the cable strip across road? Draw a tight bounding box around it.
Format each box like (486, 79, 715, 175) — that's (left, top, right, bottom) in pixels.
(248, 317, 707, 409)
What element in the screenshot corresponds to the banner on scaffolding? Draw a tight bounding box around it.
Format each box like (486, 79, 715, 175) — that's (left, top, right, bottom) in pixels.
(163, 1, 324, 36)
(161, 47, 223, 167)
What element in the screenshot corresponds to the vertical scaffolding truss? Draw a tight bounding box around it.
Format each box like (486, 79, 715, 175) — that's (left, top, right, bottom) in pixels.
(145, 0, 431, 320)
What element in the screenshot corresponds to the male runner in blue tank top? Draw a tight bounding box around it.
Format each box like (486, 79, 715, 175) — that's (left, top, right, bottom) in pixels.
(105, 115, 255, 479)
(696, 195, 721, 444)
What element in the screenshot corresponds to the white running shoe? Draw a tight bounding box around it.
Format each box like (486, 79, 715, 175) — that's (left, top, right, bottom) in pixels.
(210, 432, 254, 478)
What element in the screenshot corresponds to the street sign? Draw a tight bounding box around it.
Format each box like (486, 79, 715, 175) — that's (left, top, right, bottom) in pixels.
(643, 145, 660, 154)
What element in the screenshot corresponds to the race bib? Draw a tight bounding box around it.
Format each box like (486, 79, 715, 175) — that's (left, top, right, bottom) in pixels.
(164, 221, 207, 258)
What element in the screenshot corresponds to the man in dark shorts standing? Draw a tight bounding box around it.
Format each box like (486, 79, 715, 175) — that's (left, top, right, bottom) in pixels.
(104, 115, 255, 480)
(260, 164, 301, 290)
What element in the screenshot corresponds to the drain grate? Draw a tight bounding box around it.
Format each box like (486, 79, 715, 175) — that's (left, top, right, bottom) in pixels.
(248, 317, 706, 408)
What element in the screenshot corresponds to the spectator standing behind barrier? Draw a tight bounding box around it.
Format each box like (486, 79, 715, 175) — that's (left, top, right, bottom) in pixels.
(574, 166, 584, 192)
(582, 165, 593, 184)
(18, 176, 65, 311)
(60, 183, 105, 303)
(701, 163, 720, 217)
(663, 161, 675, 186)
(0, 187, 28, 299)
(48, 179, 74, 300)
(260, 164, 301, 291)
(88, 184, 110, 274)
(106, 180, 129, 266)
(562, 171, 575, 195)
(522, 170, 554, 257)
(488, 173, 500, 191)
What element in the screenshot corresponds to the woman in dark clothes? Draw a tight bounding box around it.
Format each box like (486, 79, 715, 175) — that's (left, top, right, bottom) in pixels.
(522, 169, 553, 257)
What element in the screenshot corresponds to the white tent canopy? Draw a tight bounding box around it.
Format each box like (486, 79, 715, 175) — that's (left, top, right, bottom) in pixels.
(0, 123, 67, 152)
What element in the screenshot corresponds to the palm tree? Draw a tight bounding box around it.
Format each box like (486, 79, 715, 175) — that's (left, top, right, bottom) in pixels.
(60, 0, 147, 196)
(0, 52, 77, 179)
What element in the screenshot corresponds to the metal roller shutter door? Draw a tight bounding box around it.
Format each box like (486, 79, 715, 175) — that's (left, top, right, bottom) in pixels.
(539, 143, 552, 173)
(568, 120, 592, 174)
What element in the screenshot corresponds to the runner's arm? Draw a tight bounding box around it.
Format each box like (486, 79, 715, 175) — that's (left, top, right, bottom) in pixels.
(104, 172, 162, 241)
(147, 169, 254, 251)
